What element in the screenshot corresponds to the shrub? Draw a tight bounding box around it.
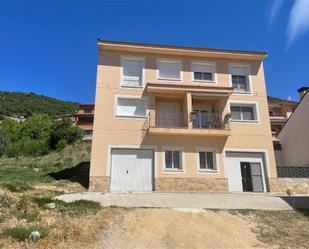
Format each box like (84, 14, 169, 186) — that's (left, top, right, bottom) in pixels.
(0, 180, 33, 193)
(1, 225, 48, 241)
(56, 139, 68, 151)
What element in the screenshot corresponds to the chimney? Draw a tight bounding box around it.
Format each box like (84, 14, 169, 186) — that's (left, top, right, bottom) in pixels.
(297, 86, 309, 100)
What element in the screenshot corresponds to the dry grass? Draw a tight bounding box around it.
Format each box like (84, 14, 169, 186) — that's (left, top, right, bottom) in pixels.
(231, 210, 309, 249)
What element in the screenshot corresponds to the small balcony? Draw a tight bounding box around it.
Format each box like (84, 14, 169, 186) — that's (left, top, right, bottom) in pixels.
(142, 111, 231, 137)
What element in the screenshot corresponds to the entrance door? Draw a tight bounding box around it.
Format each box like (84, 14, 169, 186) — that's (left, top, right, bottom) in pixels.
(241, 162, 264, 192)
(241, 162, 253, 192)
(192, 109, 209, 128)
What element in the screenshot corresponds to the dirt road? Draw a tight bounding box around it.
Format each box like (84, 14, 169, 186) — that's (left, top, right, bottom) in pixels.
(95, 208, 265, 249)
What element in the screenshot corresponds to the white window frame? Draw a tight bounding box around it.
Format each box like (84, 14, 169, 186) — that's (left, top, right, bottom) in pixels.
(120, 55, 145, 88)
(228, 63, 253, 95)
(156, 58, 183, 81)
(196, 148, 219, 173)
(162, 146, 185, 173)
(191, 60, 217, 84)
(229, 101, 260, 123)
(114, 95, 147, 119)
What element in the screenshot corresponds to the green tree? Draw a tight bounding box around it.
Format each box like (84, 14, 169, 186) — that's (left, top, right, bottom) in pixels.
(50, 119, 83, 149)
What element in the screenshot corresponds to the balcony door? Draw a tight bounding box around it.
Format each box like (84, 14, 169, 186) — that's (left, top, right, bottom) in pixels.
(192, 109, 209, 128)
(156, 102, 181, 128)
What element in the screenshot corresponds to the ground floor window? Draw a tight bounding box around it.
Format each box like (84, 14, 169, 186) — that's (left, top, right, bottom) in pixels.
(199, 151, 217, 170)
(164, 149, 182, 170)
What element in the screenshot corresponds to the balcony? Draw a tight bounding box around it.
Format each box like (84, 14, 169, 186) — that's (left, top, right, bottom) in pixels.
(142, 111, 231, 137)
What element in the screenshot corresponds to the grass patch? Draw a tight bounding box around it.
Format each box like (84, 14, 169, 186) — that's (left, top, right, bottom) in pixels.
(56, 200, 101, 217)
(0, 180, 33, 193)
(0, 193, 14, 208)
(1, 225, 48, 241)
(33, 197, 54, 208)
(10, 209, 40, 222)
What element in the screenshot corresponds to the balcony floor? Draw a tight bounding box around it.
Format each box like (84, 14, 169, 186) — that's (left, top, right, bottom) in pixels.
(148, 127, 231, 136)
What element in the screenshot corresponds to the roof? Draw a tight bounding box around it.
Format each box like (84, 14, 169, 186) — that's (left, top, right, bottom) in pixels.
(267, 96, 298, 104)
(97, 39, 267, 60)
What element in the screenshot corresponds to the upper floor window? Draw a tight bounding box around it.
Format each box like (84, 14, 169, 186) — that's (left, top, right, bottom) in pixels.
(230, 103, 259, 122)
(115, 96, 146, 118)
(229, 64, 251, 93)
(157, 58, 182, 81)
(192, 61, 216, 83)
(84, 108, 93, 113)
(121, 56, 144, 88)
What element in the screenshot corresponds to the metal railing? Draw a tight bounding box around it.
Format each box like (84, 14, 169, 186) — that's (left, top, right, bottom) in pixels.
(141, 111, 229, 140)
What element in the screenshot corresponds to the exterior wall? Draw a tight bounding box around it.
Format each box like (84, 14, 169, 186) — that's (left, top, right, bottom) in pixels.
(90, 45, 277, 191)
(269, 178, 309, 194)
(278, 93, 309, 166)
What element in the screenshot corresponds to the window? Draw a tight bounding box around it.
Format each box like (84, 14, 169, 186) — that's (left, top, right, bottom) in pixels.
(230, 65, 251, 93)
(121, 57, 144, 87)
(192, 62, 215, 82)
(84, 108, 93, 113)
(199, 151, 216, 170)
(157, 59, 182, 80)
(116, 97, 146, 117)
(164, 150, 182, 170)
(230, 103, 258, 122)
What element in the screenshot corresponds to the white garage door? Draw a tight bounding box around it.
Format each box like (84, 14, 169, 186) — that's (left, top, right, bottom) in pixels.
(110, 149, 153, 192)
(225, 152, 266, 192)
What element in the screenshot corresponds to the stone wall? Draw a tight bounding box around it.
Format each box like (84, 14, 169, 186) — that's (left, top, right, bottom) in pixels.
(89, 176, 109, 192)
(155, 178, 228, 192)
(269, 177, 309, 194)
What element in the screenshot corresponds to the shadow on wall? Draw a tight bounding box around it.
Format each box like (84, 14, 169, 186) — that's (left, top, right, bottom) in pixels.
(48, 162, 90, 188)
(280, 196, 309, 212)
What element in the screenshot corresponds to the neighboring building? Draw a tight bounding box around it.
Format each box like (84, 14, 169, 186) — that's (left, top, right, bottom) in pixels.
(278, 87, 309, 166)
(267, 97, 298, 137)
(90, 39, 277, 193)
(73, 104, 94, 140)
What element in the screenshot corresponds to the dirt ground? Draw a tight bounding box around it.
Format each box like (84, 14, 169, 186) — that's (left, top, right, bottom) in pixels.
(95, 208, 265, 249)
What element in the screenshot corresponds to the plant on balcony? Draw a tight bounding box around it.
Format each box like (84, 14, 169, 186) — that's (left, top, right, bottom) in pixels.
(224, 113, 232, 128)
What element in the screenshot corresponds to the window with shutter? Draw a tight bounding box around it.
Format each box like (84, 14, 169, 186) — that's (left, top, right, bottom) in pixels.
(230, 65, 251, 93)
(116, 97, 146, 117)
(121, 57, 144, 87)
(158, 59, 181, 80)
(192, 62, 215, 82)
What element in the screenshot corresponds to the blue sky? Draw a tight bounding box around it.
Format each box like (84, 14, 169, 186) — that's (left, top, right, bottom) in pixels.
(0, 0, 308, 103)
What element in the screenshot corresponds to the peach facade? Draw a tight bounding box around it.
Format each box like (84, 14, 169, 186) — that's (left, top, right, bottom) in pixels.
(90, 40, 276, 192)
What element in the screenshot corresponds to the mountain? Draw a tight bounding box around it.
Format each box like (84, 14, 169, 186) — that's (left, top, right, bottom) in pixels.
(0, 91, 79, 118)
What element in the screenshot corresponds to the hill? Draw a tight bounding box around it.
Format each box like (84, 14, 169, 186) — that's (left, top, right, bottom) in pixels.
(267, 96, 298, 103)
(0, 91, 79, 118)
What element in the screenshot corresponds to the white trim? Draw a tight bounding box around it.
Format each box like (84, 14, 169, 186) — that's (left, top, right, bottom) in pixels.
(107, 144, 158, 179)
(228, 63, 253, 95)
(228, 100, 260, 124)
(224, 148, 270, 192)
(191, 60, 217, 84)
(156, 58, 183, 82)
(114, 94, 148, 119)
(196, 147, 220, 174)
(162, 146, 185, 173)
(223, 147, 271, 179)
(120, 55, 145, 89)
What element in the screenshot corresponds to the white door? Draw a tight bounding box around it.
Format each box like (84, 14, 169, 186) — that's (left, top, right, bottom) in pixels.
(110, 149, 153, 192)
(225, 152, 267, 192)
(156, 102, 181, 127)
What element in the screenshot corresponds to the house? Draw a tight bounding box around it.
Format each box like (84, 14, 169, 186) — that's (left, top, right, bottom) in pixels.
(267, 96, 298, 137)
(278, 87, 309, 167)
(73, 104, 94, 140)
(90, 39, 277, 193)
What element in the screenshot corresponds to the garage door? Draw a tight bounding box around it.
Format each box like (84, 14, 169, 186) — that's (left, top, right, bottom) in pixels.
(110, 149, 153, 192)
